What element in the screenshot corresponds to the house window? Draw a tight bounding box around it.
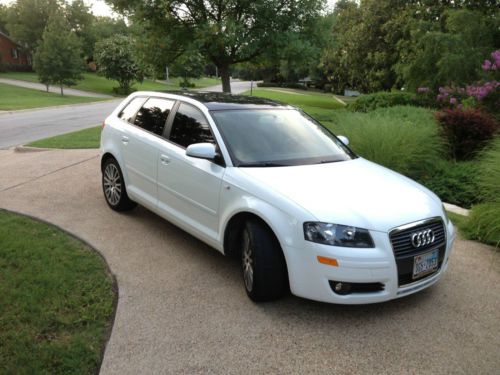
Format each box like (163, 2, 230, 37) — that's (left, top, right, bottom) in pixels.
(11, 48, 18, 59)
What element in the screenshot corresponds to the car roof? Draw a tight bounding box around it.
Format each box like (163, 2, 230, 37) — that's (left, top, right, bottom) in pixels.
(155, 91, 293, 111)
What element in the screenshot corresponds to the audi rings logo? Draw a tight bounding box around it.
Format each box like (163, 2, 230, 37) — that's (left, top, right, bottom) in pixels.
(411, 229, 435, 248)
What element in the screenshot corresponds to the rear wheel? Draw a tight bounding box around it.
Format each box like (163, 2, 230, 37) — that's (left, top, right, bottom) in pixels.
(241, 220, 288, 302)
(102, 158, 136, 211)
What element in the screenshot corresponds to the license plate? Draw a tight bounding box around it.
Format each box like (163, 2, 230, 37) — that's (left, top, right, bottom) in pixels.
(413, 249, 439, 279)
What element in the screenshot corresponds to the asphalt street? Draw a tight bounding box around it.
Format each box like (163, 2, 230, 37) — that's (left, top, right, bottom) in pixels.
(0, 148, 498, 374)
(0, 100, 121, 149)
(0, 80, 254, 149)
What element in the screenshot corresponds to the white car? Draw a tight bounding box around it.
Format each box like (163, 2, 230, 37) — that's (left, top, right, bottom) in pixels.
(100, 91, 455, 304)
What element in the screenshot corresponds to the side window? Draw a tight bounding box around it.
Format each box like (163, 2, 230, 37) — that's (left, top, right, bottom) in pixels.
(134, 98, 175, 136)
(169, 103, 215, 148)
(118, 97, 145, 123)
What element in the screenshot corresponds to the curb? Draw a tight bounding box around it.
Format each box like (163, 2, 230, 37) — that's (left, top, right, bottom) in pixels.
(444, 202, 470, 216)
(14, 145, 52, 153)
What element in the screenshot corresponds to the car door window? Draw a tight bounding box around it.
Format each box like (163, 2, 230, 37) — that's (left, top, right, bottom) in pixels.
(118, 97, 146, 123)
(169, 103, 215, 148)
(134, 98, 175, 136)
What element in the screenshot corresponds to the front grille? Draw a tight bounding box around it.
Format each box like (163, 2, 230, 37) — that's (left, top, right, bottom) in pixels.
(389, 218, 446, 286)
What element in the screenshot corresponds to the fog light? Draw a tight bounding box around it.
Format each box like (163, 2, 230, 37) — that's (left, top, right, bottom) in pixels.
(333, 282, 351, 295)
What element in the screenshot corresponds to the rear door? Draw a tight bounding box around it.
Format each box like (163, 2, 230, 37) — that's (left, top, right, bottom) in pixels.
(156, 102, 225, 242)
(120, 97, 175, 209)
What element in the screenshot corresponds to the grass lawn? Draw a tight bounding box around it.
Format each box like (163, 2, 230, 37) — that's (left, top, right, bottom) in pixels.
(28, 126, 102, 149)
(243, 88, 344, 121)
(0, 83, 104, 110)
(0, 72, 220, 96)
(0, 210, 116, 374)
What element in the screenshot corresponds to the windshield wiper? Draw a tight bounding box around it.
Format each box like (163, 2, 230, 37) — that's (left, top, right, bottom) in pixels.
(319, 158, 344, 164)
(239, 162, 290, 167)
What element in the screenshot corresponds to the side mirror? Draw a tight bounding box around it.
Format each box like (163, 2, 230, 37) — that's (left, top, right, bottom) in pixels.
(186, 143, 217, 160)
(337, 135, 349, 146)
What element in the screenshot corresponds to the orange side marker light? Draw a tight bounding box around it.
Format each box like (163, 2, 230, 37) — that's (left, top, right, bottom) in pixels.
(317, 256, 339, 267)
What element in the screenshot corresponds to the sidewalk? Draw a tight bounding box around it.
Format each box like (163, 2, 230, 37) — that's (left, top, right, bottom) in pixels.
(0, 78, 113, 98)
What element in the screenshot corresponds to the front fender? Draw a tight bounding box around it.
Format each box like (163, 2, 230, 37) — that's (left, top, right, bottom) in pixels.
(219, 185, 312, 256)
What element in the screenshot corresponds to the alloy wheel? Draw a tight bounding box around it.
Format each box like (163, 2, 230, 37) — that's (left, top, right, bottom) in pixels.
(242, 229, 254, 292)
(103, 163, 122, 206)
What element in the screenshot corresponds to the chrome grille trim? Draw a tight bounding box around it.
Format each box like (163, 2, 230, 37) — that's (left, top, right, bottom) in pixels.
(389, 217, 446, 255)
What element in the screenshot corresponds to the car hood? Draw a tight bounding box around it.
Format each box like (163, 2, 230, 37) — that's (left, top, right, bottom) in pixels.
(238, 158, 443, 233)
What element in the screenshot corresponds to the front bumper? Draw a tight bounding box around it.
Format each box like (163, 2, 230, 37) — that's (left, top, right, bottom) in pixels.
(283, 221, 456, 304)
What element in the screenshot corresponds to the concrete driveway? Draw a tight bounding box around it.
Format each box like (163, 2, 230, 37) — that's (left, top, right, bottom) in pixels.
(0, 148, 498, 374)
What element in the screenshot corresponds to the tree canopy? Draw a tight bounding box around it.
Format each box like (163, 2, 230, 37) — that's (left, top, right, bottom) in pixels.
(108, 0, 325, 92)
(34, 11, 84, 95)
(320, 0, 499, 94)
(94, 35, 144, 94)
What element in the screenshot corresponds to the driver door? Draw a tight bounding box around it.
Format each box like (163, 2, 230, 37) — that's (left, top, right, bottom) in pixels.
(156, 102, 225, 243)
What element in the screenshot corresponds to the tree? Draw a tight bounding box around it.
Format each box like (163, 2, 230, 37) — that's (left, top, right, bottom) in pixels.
(34, 12, 84, 95)
(108, 0, 324, 93)
(94, 35, 144, 94)
(0, 4, 8, 33)
(6, 0, 59, 53)
(320, 0, 407, 93)
(92, 16, 129, 41)
(170, 49, 206, 87)
(395, 9, 499, 90)
(66, 0, 94, 60)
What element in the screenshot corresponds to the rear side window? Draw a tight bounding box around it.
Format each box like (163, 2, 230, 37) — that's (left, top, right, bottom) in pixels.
(134, 98, 175, 136)
(169, 103, 214, 148)
(118, 97, 145, 123)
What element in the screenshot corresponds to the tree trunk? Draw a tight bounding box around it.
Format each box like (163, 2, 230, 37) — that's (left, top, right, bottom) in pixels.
(60, 85, 64, 96)
(219, 64, 231, 93)
(45, 84, 49, 92)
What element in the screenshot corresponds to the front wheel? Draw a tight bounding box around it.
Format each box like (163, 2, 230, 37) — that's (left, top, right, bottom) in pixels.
(102, 158, 136, 212)
(241, 220, 288, 302)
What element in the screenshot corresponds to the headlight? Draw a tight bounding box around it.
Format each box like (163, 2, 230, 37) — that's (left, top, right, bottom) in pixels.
(303, 222, 374, 248)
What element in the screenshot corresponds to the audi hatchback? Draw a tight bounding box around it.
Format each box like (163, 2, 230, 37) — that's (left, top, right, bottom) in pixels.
(100, 91, 455, 304)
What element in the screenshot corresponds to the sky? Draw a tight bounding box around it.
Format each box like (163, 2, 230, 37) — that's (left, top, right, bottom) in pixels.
(1, 0, 338, 18)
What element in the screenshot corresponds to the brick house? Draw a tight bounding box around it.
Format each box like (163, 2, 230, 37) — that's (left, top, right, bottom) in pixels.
(0, 30, 31, 70)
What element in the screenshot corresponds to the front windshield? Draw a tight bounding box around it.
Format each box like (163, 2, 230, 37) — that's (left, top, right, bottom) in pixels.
(211, 109, 356, 167)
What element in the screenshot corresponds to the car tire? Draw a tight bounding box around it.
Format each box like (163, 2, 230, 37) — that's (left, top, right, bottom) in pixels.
(102, 157, 136, 212)
(241, 219, 288, 302)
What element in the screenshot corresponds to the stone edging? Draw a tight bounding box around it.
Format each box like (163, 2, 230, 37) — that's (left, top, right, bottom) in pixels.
(443, 202, 470, 216)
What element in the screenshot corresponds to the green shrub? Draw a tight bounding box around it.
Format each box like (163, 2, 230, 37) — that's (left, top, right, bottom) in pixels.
(435, 108, 499, 160)
(324, 106, 445, 181)
(419, 161, 480, 208)
(257, 82, 306, 90)
(464, 204, 500, 247)
(463, 137, 500, 247)
(348, 92, 417, 112)
(476, 136, 500, 203)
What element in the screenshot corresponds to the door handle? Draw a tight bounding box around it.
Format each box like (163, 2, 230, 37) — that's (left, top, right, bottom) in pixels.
(160, 154, 170, 165)
(121, 136, 129, 144)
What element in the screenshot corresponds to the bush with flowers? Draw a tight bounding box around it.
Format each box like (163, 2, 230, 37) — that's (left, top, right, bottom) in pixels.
(417, 50, 500, 116)
(415, 51, 500, 164)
